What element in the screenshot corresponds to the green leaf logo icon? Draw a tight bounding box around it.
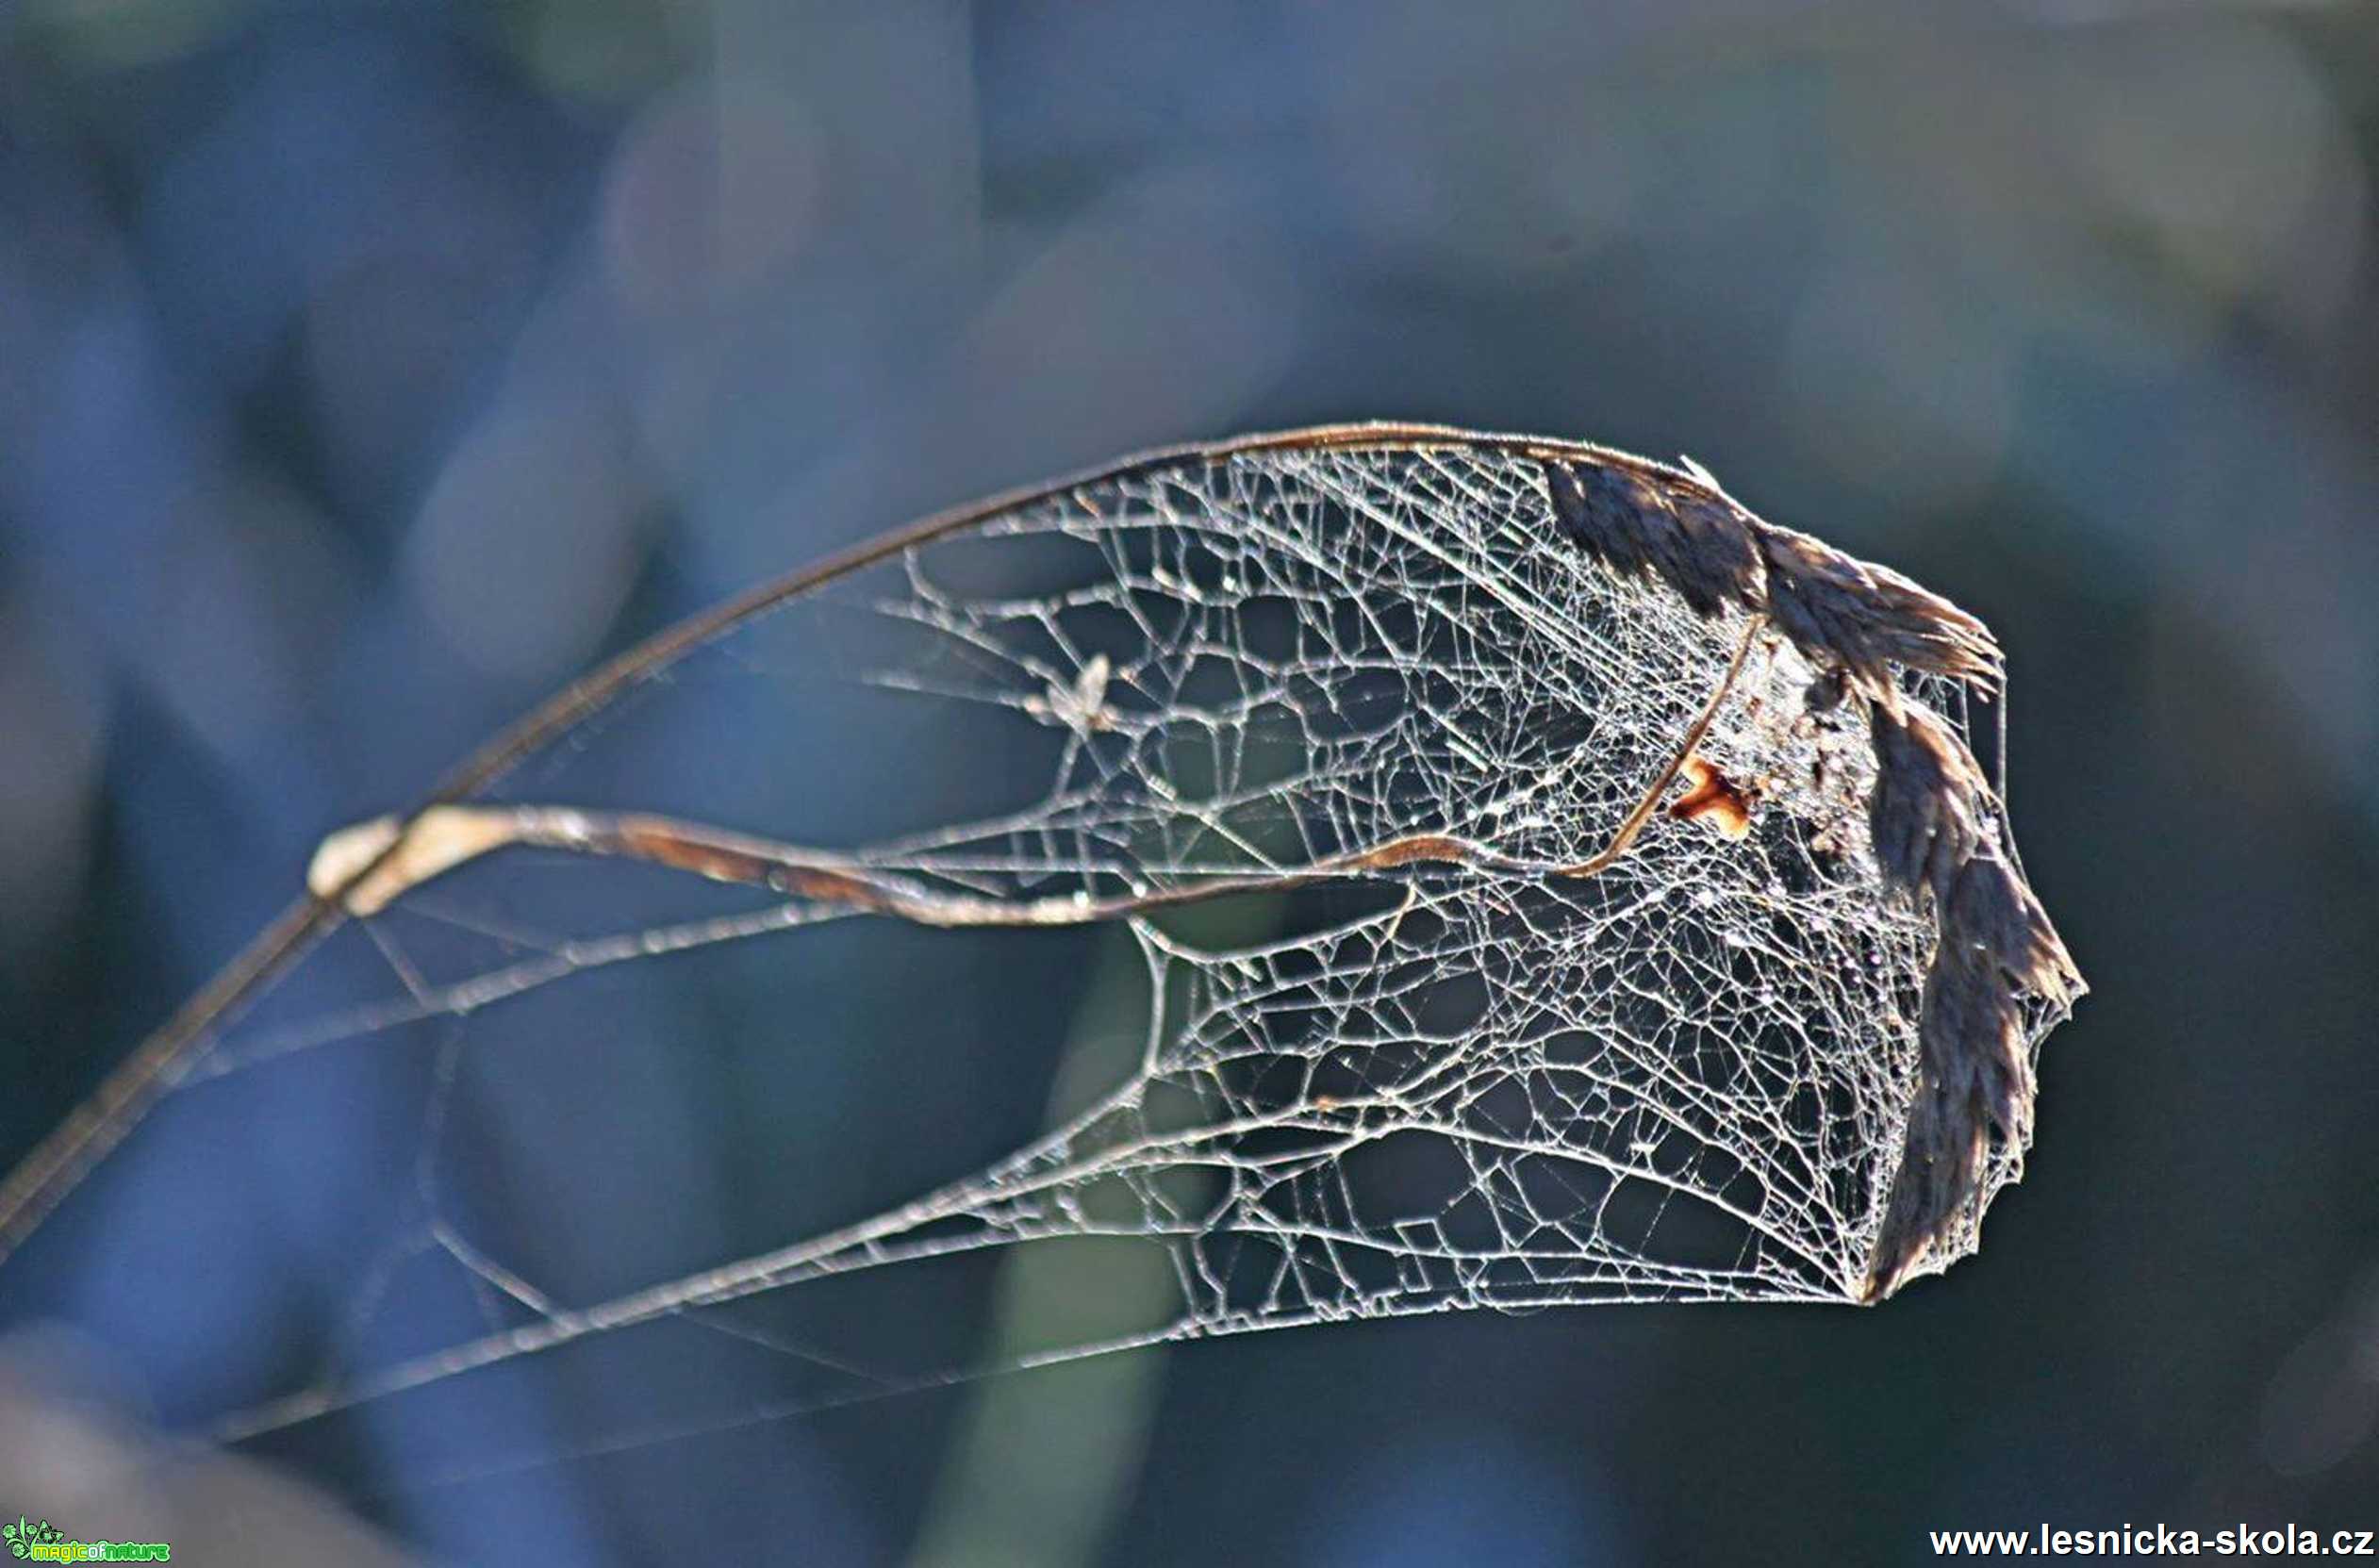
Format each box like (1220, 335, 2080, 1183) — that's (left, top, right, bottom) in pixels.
(4, 1517, 61, 1558)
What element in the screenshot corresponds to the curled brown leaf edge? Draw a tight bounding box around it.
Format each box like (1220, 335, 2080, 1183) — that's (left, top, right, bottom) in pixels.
(1541, 456, 2083, 1301)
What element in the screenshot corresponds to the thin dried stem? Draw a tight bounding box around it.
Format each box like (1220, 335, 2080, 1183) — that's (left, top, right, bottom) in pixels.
(300, 618, 1766, 933)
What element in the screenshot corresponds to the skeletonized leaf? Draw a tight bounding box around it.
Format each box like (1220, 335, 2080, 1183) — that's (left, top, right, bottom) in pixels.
(0, 425, 2080, 1469)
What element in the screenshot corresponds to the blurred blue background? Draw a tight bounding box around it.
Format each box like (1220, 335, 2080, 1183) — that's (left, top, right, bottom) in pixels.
(3, 1, 2377, 1562)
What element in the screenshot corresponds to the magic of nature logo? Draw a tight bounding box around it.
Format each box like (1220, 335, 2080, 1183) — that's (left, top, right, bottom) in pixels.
(4, 1515, 169, 1561)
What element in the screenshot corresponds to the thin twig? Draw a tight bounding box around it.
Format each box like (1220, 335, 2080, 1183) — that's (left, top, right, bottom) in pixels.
(301, 617, 1764, 934)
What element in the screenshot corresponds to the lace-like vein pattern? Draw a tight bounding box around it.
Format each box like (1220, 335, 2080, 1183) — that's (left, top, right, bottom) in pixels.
(80, 441, 2077, 1447)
